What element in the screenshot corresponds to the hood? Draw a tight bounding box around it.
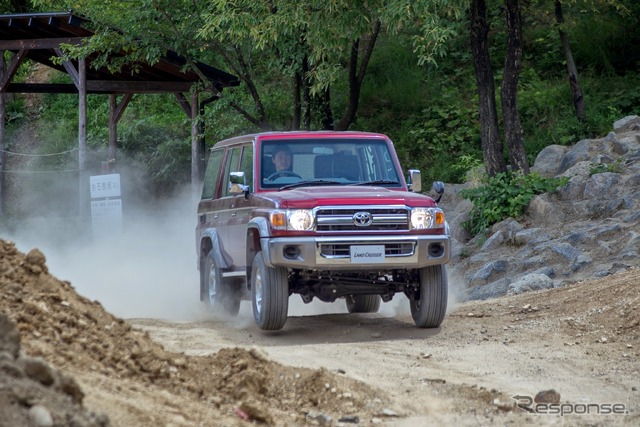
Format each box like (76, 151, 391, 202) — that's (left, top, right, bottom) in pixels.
(256, 185, 438, 209)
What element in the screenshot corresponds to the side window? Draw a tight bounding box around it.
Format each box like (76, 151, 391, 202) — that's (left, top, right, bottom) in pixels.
(222, 147, 241, 197)
(240, 144, 254, 191)
(201, 149, 224, 199)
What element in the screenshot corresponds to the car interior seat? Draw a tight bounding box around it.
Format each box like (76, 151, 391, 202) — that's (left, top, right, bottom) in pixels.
(314, 155, 334, 179)
(333, 153, 361, 181)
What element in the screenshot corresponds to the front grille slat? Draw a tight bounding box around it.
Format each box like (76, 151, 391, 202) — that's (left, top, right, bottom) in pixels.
(320, 242, 415, 258)
(316, 207, 409, 232)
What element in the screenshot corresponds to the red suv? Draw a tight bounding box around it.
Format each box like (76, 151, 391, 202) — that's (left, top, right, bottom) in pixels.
(196, 131, 450, 330)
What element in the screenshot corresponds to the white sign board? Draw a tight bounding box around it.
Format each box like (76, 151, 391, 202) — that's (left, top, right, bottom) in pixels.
(91, 199, 123, 236)
(90, 174, 121, 199)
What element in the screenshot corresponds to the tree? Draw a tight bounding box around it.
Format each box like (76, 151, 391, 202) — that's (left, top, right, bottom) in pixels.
(469, 0, 507, 177)
(554, 0, 585, 121)
(502, 0, 529, 173)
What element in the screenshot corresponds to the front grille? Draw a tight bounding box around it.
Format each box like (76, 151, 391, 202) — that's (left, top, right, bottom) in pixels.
(320, 242, 415, 258)
(316, 207, 409, 231)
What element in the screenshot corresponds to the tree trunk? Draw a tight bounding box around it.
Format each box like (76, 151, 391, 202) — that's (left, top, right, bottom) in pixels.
(555, 0, 585, 122)
(302, 55, 311, 130)
(320, 87, 333, 130)
(292, 71, 301, 130)
(470, 0, 507, 177)
(334, 20, 380, 131)
(501, 0, 529, 174)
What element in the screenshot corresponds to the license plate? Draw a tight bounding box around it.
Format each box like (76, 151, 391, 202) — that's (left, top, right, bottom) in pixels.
(350, 245, 385, 263)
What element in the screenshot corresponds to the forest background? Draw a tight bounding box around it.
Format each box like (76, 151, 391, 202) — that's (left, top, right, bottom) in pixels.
(1, 0, 639, 233)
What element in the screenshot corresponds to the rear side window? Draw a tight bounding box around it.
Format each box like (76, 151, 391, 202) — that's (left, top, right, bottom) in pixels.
(222, 147, 241, 197)
(240, 144, 254, 191)
(201, 149, 224, 199)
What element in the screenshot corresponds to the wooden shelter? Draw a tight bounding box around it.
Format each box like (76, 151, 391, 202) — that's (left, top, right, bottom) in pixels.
(0, 11, 239, 217)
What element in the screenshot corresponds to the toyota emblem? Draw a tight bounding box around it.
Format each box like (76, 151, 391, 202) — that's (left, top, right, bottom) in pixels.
(352, 211, 373, 227)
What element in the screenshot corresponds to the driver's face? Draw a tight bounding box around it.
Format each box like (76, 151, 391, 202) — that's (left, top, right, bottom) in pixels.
(272, 151, 291, 171)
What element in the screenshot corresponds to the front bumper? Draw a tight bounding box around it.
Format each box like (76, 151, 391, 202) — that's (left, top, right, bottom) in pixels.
(262, 235, 449, 270)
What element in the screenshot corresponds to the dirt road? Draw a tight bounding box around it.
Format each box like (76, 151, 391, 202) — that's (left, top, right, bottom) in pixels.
(129, 269, 640, 426)
(2, 238, 638, 426)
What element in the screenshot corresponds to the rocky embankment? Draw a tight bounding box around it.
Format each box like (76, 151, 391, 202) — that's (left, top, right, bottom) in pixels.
(442, 115, 640, 300)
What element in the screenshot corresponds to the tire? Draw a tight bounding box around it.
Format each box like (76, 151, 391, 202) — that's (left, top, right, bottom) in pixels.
(204, 250, 241, 316)
(345, 295, 381, 313)
(410, 265, 448, 328)
(251, 252, 289, 330)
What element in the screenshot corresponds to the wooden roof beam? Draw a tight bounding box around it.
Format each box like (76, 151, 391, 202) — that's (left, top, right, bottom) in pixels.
(6, 81, 194, 94)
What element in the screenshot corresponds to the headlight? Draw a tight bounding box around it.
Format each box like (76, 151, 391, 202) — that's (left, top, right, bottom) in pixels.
(288, 209, 314, 231)
(410, 208, 445, 229)
(269, 209, 315, 231)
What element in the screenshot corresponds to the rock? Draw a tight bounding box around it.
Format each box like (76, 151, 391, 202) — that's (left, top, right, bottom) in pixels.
(558, 139, 594, 174)
(571, 254, 592, 272)
(583, 173, 621, 199)
(534, 389, 561, 404)
(20, 356, 56, 387)
(613, 115, 640, 132)
(481, 231, 504, 250)
(493, 397, 516, 411)
(508, 274, 554, 295)
(514, 229, 550, 246)
(57, 372, 85, 404)
(469, 260, 508, 286)
(551, 243, 580, 260)
(306, 410, 332, 426)
(28, 405, 54, 427)
(238, 401, 271, 424)
(0, 313, 21, 359)
(467, 278, 511, 301)
(532, 145, 567, 177)
(24, 248, 48, 274)
(529, 194, 564, 225)
(338, 415, 360, 423)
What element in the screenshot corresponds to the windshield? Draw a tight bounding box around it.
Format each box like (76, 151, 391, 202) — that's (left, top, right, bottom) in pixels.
(259, 138, 402, 189)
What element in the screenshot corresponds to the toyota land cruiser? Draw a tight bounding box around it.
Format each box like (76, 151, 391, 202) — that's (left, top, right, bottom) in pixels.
(196, 131, 450, 330)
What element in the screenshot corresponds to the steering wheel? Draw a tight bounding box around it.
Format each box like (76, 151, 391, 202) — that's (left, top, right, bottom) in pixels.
(267, 170, 302, 181)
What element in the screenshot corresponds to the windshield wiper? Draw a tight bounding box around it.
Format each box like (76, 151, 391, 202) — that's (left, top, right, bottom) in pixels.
(351, 180, 400, 186)
(279, 179, 344, 191)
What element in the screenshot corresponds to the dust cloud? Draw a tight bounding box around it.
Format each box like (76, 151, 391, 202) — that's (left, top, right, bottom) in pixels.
(2, 164, 458, 324)
(6, 184, 202, 321)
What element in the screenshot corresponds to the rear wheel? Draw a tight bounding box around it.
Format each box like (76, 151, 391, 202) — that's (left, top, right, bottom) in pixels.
(410, 265, 448, 328)
(204, 250, 241, 316)
(345, 295, 381, 313)
(251, 252, 289, 330)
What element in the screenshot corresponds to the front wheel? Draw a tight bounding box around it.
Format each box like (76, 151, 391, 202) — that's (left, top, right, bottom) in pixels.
(410, 265, 448, 328)
(251, 252, 289, 330)
(345, 295, 381, 313)
(204, 250, 241, 316)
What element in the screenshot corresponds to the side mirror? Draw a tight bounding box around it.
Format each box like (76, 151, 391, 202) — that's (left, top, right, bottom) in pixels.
(408, 169, 422, 193)
(432, 181, 444, 203)
(229, 171, 250, 198)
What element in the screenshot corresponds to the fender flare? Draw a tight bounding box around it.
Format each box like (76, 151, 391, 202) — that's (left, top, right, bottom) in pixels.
(247, 217, 273, 268)
(199, 228, 230, 270)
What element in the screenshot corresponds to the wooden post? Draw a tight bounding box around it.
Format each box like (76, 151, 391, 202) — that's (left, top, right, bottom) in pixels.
(0, 51, 5, 217)
(108, 93, 132, 166)
(191, 90, 199, 194)
(78, 57, 88, 221)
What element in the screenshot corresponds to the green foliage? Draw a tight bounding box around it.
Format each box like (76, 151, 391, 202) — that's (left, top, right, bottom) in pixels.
(589, 159, 623, 176)
(518, 72, 638, 164)
(461, 172, 568, 236)
(395, 95, 483, 184)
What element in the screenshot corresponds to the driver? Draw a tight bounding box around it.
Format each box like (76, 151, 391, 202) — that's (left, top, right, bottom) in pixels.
(271, 145, 292, 173)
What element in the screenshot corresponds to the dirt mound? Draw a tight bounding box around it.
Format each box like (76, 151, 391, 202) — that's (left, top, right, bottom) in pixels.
(0, 239, 389, 425)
